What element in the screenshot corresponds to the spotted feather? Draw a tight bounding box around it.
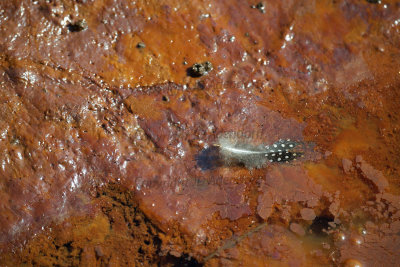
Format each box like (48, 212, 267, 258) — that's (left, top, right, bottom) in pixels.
(216, 133, 303, 169)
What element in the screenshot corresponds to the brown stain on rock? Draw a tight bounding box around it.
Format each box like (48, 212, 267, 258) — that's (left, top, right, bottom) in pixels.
(1, 0, 400, 266)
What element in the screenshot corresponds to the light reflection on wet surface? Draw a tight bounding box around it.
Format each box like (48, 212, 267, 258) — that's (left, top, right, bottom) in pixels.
(0, 0, 400, 265)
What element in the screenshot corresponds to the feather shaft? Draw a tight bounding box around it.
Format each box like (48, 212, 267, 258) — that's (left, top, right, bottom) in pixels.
(215, 132, 303, 169)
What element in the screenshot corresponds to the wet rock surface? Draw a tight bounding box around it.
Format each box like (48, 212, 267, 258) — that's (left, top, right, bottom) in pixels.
(1, 0, 400, 266)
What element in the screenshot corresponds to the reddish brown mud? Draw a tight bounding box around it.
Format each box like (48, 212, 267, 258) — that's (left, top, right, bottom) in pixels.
(1, 0, 400, 266)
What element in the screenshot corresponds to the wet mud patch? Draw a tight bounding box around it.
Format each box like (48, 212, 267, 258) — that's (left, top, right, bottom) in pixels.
(1, 0, 400, 265)
(1, 184, 202, 266)
(119, 81, 324, 237)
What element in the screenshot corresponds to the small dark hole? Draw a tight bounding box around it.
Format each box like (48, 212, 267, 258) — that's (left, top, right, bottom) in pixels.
(67, 20, 88, 32)
(63, 241, 74, 253)
(170, 253, 203, 267)
(197, 81, 205, 90)
(138, 247, 144, 254)
(310, 215, 334, 236)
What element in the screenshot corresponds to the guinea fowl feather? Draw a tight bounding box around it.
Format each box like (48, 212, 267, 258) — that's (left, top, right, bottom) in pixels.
(216, 133, 303, 169)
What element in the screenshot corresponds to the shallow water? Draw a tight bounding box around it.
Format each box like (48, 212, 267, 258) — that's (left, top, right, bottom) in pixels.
(0, 0, 400, 265)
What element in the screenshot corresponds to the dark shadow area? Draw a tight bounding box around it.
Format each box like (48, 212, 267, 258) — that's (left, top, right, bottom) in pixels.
(195, 146, 223, 170)
(67, 20, 88, 32)
(160, 253, 203, 267)
(309, 215, 334, 236)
